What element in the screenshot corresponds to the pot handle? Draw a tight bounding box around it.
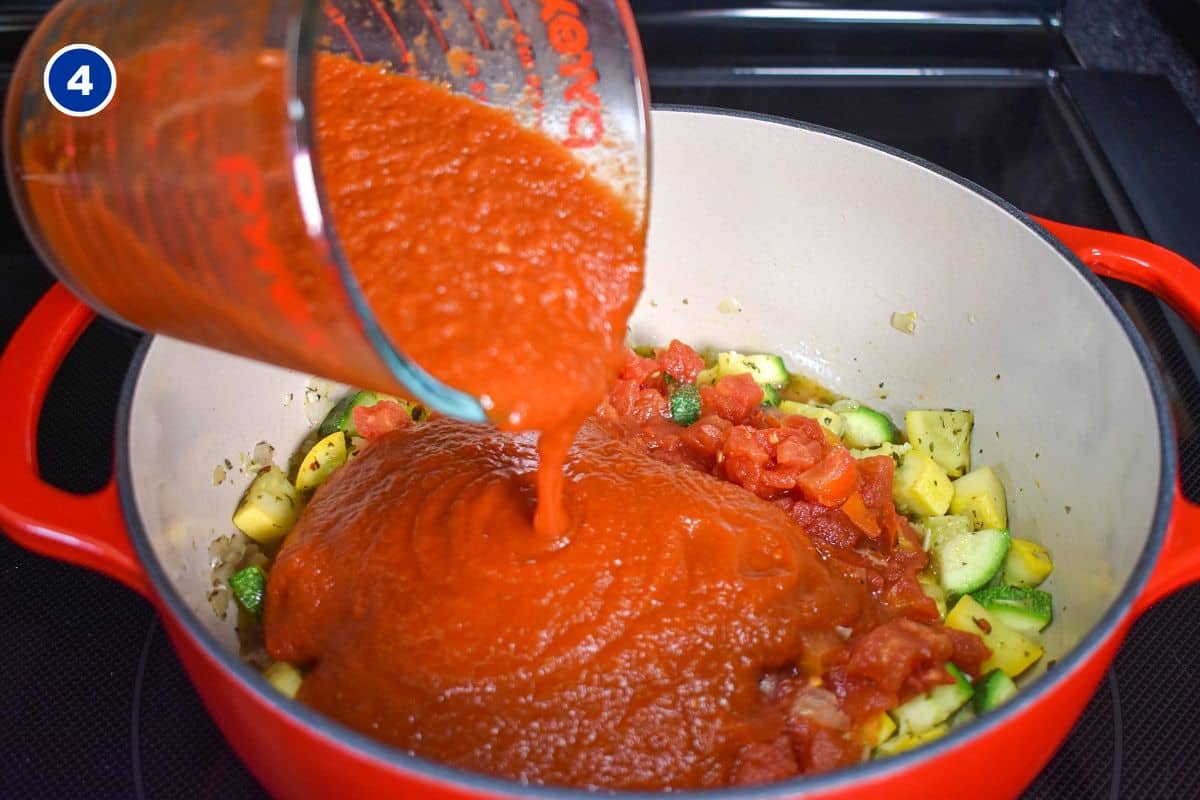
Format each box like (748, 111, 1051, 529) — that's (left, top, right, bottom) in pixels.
(1033, 216, 1200, 614)
(0, 284, 149, 597)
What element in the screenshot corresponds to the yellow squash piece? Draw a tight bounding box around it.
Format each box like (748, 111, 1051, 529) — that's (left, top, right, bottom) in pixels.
(855, 712, 897, 748)
(950, 465, 1008, 530)
(263, 662, 303, 698)
(295, 431, 348, 496)
(232, 466, 299, 544)
(874, 724, 948, 758)
(945, 595, 1043, 678)
(779, 401, 844, 436)
(905, 409, 974, 478)
(893, 450, 954, 519)
(1005, 538, 1054, 588)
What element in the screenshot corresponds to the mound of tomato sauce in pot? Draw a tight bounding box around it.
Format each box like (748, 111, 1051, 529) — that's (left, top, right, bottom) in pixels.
(264, 341, 989, 790)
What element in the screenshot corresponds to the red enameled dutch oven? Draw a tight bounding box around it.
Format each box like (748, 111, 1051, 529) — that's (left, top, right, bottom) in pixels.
(4, 109, 1200, 799)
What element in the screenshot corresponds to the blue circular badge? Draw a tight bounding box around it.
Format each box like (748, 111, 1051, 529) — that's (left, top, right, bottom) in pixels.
(43, 43, 116, 117)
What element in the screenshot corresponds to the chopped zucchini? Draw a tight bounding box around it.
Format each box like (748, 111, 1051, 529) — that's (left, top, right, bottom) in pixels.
(945, 595, 1044, 678)
(971, 585, 1053, 633)
(711, 351, 789, 387)
(1004, 538, 1054, 588)
(841, 406, 898, 449)
(318, 390, 378, 438)
(918, 572, 948, 619)
(893, 450, 954, 519)
(974, 669, 1018, 713)
(850, 441, 911, 461)
(923, 514, 973, 550)
(761, 384, 781, 407)
(950, 466, 1008, 530)
(905, 409, 974, 478)
(932, 527, 1010, 595)
(669, 384, 702, 426)
(875, 724, 949, 757)
(229, 565, 266, 617)
(319, 390, 425, 438)
(779, 400, 844, 436)
(294, 431, 348, 496)
(855, 711, 897, 748)
(263, 662, 303, 698)
(232, 466, 299, 544)
(890, 663, 973, 736)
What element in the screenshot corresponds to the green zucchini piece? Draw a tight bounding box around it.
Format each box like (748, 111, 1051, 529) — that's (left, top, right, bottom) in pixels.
(841, 406, 897, 449)
(890, 663, 973, 736)
(318, 390, 378, 438)
(229, 565, 266, 617)
(932, 527, 1011, 595)
(905, 409, 974, 478)
(971, 585, 1054, 633)
(974, 669, 1018, 713)
(669, 384, 702, 426)
(761, 384, 781, 407)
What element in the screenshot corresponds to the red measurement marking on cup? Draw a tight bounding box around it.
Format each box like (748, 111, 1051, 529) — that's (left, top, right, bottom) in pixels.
(217, 155, 327, 349)
(368, 0, 415, 72)
(460, 0, 492, 49)
(324, 2, 365, 61)
(499, 0, 544, 127)
(414, 0, 451, 52)
(538, 0, 604, 148)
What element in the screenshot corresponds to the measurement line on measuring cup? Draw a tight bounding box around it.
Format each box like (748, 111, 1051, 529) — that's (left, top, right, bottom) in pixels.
(459, 0, 492, 49)
(499, 0, 545, 127)
(413, 0, 451, 52)
(324, 2, 365, 61)
(367, 0, 416, 73)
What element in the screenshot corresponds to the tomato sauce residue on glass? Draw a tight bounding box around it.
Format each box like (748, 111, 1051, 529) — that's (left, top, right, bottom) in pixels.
(316, 55, 644, 538)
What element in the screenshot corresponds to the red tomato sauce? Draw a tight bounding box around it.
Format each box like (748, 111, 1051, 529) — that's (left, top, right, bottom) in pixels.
(267, 340, 989, 789)
(316, 55, 644, 537)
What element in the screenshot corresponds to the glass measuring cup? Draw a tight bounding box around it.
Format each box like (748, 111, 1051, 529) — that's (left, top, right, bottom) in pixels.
(4, 0, 649, 422)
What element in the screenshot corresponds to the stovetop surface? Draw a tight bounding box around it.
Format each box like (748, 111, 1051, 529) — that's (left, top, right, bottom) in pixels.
(5, 4, 1200, 798)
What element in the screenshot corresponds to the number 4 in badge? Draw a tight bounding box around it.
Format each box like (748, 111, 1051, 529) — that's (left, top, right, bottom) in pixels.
(43, 43, 117, 117)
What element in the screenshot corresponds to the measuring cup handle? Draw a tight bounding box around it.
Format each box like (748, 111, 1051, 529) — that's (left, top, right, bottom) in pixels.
(0, 284, 149, 598)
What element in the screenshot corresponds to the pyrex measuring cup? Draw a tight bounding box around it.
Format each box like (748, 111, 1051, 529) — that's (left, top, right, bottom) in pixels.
(4, 0, 649, 422)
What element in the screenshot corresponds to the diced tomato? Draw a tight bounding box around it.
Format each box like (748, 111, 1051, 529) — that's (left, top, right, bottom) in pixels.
(700, 373, 764, 424)
(797, 447, 858, 507)
(839, 492, 880, 539)
(352, 400, 410, 440)
(855, 455, 894, 509)
(882, 574, 941, 623)
(945, 628, 992, 678)
(618, 348, 662, 387)
(656, 339, 705, 384)
(843, 619, 954, 694)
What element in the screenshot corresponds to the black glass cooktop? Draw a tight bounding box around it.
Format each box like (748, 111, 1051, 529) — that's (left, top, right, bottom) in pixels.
(4, 3, 1200, 798)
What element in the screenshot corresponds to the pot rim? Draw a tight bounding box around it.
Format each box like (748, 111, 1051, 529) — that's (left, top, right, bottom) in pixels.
(116, 105, 1176, 797)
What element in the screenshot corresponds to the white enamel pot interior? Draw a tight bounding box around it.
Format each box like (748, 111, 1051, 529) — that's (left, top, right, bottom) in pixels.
(118, 107, 1172, 796)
